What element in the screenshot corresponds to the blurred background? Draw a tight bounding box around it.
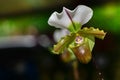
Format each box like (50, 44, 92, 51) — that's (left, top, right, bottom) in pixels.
(0, 0, 120, 80)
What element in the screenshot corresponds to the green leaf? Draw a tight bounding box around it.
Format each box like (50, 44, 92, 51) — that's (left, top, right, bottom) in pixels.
(52, 33, 76, 54)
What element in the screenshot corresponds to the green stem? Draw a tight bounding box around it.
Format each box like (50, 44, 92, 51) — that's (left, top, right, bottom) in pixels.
(72, 61, 80, 80)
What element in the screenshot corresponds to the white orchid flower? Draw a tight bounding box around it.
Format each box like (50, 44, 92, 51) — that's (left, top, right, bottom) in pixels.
(52, 5, 93, 43)
(48, 5, 106, 63)
(48, 5, 93, 31)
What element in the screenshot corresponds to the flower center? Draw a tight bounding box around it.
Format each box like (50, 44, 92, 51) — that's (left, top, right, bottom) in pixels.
(75, 36, 83, 44)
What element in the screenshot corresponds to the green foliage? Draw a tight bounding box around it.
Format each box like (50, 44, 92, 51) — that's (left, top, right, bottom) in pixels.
(88, 4, 120, 35)
(0, 13, 50, 36)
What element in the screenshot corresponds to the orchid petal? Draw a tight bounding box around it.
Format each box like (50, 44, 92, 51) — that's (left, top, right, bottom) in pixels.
(53, 29, 70, 42)
(48, 5, 93, 29)
(78, 27, 106, 39)
(48, 9, 71, 29)
(52, 33, 76, 54)
(72, 5, 93, 25)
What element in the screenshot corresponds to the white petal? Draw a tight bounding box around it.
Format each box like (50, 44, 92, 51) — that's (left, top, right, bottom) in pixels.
(73, 5, 93, 25)
(53, 29, 69, 42)
(48, 5, 93, 29)
(48, 8, 71, 29)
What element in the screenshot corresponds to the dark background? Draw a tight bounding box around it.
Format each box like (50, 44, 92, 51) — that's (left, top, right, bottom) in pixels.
(0, 0, 120, 80)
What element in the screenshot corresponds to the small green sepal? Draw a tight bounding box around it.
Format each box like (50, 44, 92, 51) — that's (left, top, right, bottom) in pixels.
(68, 22, 82, 33)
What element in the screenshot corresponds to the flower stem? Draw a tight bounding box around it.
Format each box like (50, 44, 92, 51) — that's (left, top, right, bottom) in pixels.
(72, 61, 80, 80)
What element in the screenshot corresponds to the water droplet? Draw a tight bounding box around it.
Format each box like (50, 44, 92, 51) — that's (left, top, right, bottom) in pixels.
(99, 72, 101, 75)
(101, 78, 104, 80)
